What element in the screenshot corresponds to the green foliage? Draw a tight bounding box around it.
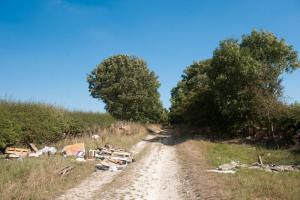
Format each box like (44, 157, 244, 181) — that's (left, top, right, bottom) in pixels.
(170, 59, 212, 124)
(170, 30, 300, 138)
(0, 105, 20, 148)
(64, 111, 115, 136)
(275, 103, 300, 143)
(0, 100, 115, 148)
(87, 54, 165, 123)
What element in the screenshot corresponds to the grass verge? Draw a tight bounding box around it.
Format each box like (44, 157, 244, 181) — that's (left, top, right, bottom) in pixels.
(206, 141, 300, 200)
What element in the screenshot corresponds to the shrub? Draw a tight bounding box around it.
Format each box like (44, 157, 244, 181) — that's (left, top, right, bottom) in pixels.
(0, 100, 115, 148)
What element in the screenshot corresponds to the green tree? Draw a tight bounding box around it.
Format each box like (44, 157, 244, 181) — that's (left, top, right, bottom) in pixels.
(207, 39, 264, 132)
(170, 30, 300, 136)
(170, 59, 211, 124)
(87, 55, 164, 123)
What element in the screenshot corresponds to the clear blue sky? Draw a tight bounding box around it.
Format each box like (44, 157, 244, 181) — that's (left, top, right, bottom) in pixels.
(1, 0, 299, 112)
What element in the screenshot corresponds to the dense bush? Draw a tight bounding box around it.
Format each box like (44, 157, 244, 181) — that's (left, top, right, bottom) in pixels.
(64, 111, 115, 136)
(276, 103, 300, 143)
(0, 100, 115, 148)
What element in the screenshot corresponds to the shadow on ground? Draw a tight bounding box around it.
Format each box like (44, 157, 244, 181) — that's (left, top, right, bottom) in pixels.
(144, 127, 300, 159)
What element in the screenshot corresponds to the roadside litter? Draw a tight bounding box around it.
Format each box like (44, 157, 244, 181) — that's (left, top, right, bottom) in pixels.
(4, 145, 58, 159)
(2, 141, 134, 172)
(207, 159, 300, 174)
(92, 134, 100, 140)
(95, 144, 134, 171)
(62, 143, 85, 157)
(5, 147, 30, 158)
(39, 146, 57, 155)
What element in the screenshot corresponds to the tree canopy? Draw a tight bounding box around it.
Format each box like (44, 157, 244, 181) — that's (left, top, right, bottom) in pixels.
(87, 54, 165, 123)
(170, 30, 300, 136)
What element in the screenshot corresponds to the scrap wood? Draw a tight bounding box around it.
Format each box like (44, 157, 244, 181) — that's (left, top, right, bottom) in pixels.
(107, 158, 125, 165)
(95, 144, 133, 171)
(7, 154, 20, 158)
(206, 169, 236, 174)
(208, 160, 300, 174)
(88, 150, 97, 158)
(29, 143, 39, 152)
(96, 164, 109, 170)
(99, 149, 130, 157)
(5, 147, 30, 157)
(98, 149, 113, 155)
(96, 154, 132, 162)
(56, 166, 75, 176)
(96, 160, 127, 171)
(258, 155, 263, 165)
(112, 151, 131, 157)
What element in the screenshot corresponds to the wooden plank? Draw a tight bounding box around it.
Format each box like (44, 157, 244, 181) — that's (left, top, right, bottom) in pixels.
(5, 147, 30, 157)
(29, 143, 39, 152)
(112, 151, 131, 157)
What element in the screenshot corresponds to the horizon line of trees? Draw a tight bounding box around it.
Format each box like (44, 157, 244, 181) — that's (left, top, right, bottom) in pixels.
(88, 30, 300, 142)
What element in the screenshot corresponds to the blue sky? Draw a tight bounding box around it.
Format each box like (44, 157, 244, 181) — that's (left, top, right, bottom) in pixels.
(0, 0, 299, 112)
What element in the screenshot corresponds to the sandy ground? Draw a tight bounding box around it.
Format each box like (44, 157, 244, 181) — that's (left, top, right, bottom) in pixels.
(56, 133, 181, 200)
(94, 134, 181, 200)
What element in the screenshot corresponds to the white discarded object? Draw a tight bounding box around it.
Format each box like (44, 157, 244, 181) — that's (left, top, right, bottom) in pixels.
(109, 166, 118, 172)
(28, 152, 39, 158)
(75, 151, 85, 158)
(38, 146, 57, 155)
(206, 169, 236, 174)
(75, 157, 86, 162)
(207, 160, 240, 174)
(218, 161, 239, 171)
(8, 154, 20, 158)
(92, 135, 100, 139)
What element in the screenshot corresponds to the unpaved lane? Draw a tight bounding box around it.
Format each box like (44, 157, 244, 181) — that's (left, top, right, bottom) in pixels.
(93, 134, 181, 200)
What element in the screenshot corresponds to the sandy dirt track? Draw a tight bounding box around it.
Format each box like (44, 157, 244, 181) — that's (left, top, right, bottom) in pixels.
(57, 133, 181, 200)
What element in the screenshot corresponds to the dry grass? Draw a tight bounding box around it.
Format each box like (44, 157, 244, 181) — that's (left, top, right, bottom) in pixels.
(206, 141, 300, 200)
(56, 122, 148, 150)
(176, 136, 300, 200)
(0, 122, 148, 200)
(176, 139, 230, 199)
(0, 156, 95, 200)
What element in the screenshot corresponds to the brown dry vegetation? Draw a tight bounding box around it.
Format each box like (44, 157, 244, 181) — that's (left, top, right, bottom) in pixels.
(176, 139, 231, 199)
(176, 136, 300, 200)
(0, 122, 148, 200)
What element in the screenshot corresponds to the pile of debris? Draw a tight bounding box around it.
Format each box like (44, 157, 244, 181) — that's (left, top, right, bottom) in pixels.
(93, 144, 134, 171)
(4, 143, 57, 159)
(62, 143, 86, 162)
(207, 159, 300, 174)
(2, 140, 134, 172)
(247, 162, 300, 173)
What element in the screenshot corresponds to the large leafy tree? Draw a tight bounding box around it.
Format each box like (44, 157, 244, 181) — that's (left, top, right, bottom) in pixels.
(87, 55, 165, 123)
(170, 30, 300, 135)
(208, 31, 300, 132)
